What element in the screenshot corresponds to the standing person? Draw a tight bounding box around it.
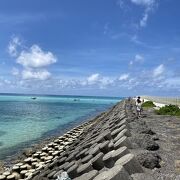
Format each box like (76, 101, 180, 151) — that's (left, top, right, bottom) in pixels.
(136, 96, 142, 118)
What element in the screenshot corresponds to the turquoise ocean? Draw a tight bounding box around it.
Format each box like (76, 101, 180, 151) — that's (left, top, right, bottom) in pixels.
(0, 94, 122, 160)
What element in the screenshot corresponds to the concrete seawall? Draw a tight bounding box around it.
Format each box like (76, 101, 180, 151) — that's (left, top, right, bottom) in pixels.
(0, 99, 160, 180)
(141, 96, 180, 107)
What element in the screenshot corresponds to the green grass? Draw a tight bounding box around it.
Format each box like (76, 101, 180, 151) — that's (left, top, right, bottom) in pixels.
(155, 104, 180, 116)
(142, 101, 156, 108)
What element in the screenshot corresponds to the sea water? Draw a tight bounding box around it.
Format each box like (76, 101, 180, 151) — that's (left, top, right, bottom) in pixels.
(0, 94, 122, 160)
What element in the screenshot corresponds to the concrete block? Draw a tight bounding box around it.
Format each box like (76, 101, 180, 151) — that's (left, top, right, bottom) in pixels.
(114, 136, 132, 149)
(91, 152, 104, 170)
(115, 154, 144, 175)
(114, 129, 131, 142)
(131, 173, 156, 180)
(103, 150, 115, 168)
(77, 162, 93, 176)
(100, 141, 110, 154)
(93, 165, 132, 180)
(67, 164, 78, 179)
(112, 146, 130, 161)
(81, 154, 93, 164)
(74, 170, 98, 180)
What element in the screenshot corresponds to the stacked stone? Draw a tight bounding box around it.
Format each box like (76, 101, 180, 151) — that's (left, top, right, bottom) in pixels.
(0, 100, 148, 180)
(26, 100, 145, 180)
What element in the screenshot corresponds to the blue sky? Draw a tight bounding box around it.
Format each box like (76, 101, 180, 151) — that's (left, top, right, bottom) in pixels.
(0, 0, 180, 96)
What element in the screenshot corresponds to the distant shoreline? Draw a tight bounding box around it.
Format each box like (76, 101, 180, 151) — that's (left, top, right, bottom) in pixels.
(0, 93, 122, 100)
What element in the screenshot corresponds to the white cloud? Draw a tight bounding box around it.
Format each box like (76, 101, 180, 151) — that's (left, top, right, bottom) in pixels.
(153, 64, 165, 77)
(100, 77, 114, 88)
(103, 23, 109, 35)
(135, 54, 144, 62)
(130, 0, 157, 28)
(0, 77, 12, 87)
(8, 37, 21, 57)
(117, 0, 124, 8)
(12, 67, 19, 76)
(129, 61, 133, 66)
(84, 73, 115, 88)
(140, 13, 148, 27)
(87, 73, 101, 84)
(131, 0, 155, 7)
(17, 45, 57, 68)
(129, 54, 144, 66)
(119, 73, 129, 81)
(3, 79, 11, 84)
(22, 69, 51, 80)
(8, 37, 57, 81)
(164, 77, 180, 87)
(117, 0, 158, 29)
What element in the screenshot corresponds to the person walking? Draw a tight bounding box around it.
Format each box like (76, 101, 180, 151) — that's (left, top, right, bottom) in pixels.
(136, 96, 142, 118)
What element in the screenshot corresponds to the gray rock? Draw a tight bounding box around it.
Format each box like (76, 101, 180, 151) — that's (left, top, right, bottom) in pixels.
(129, 134, 159, 151)
(137, 152, 161, 169)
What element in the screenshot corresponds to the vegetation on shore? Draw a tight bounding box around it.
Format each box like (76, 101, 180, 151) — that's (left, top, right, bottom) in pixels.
(156, 104, 180, 116)
(142, 101, 156, 108)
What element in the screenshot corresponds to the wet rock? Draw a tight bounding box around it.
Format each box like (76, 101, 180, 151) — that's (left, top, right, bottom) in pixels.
(22, 148, 35, 157)
(0, 161, 5, 174)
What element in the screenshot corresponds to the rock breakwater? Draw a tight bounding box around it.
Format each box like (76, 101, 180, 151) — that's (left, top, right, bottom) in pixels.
(0, 99, 160, 180)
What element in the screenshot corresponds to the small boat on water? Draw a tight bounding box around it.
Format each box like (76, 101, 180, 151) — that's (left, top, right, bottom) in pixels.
(73, 98, 80, 102)
(31, 97, 37, 100)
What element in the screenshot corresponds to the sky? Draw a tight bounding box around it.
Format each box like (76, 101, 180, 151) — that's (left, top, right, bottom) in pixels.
(0, 0, 180, 97)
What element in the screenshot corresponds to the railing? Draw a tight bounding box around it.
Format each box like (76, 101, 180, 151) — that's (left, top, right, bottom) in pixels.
(141, 96, 180, 106)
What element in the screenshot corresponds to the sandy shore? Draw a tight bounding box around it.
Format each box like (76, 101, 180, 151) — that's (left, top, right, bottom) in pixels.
(144, 98, 166, 108)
